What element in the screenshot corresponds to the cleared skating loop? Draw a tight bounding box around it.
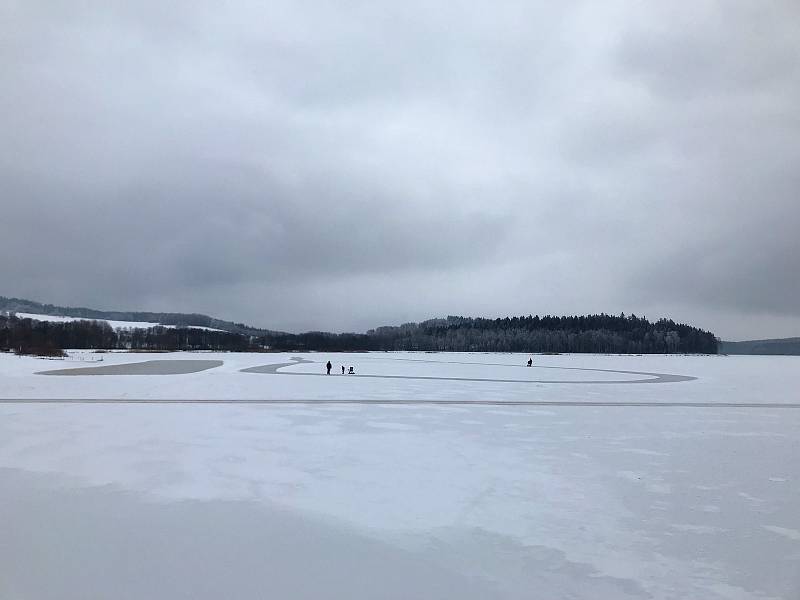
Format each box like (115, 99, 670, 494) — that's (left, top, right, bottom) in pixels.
(240, 356, 696, 384)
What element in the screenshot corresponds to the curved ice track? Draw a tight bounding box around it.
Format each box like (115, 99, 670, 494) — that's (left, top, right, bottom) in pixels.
(241, 356, 696, 384)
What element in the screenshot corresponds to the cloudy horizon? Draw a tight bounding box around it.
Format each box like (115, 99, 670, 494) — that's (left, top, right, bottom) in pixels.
(2, 1, 798, 340)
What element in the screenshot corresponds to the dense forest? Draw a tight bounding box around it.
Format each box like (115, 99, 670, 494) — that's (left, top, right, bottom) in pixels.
(277, 314, 718, 354)
(0, 316, 251, 355)
(1, 313, 718, 355)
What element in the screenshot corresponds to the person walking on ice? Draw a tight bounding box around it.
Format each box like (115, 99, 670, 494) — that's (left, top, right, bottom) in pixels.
(326, 360, 332, 375)
(341, 365, 345, 374)
(527, 357, 533, 367)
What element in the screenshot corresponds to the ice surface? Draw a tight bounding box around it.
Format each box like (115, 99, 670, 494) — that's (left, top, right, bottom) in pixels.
(38, 359, 223, 376)
(1, 350, 798, 404)
(0, 352, 798, 599)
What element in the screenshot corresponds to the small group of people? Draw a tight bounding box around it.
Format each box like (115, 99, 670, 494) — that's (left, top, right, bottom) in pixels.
(326, 361, 354, 375)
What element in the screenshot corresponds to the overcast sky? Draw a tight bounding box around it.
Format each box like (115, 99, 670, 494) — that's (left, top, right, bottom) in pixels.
(2, 1, 798, 339)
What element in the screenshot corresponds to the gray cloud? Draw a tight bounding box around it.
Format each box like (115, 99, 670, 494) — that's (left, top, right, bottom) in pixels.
(2, 0, 799, 339)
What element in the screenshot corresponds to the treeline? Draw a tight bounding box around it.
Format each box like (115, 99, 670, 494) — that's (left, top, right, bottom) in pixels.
(0, 316, 252, 354)
(273, 314, 718, 354)
(719, 337, 800, 356)
(1, 313, 718, 355)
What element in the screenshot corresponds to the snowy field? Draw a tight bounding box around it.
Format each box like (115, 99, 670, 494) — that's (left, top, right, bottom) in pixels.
(1, 352, 799, 599)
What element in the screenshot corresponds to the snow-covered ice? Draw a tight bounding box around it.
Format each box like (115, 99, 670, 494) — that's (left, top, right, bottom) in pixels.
(0, 352, 798, 599)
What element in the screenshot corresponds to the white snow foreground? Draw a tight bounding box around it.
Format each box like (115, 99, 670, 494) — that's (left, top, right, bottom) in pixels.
(0, 352, 798, 600)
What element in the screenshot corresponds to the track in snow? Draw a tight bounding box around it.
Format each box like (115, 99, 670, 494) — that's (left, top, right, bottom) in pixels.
(2, 399, 799, 408)
(241, 356, 696, 384)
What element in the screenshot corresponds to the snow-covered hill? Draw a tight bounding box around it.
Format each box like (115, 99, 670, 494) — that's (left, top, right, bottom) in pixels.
(14, 312, 223, 332)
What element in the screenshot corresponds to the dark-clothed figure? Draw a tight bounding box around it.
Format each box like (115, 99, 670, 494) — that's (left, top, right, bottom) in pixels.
(527, 358, 533, 367)
(326, 361, 332, 375)
(342, 365, 345, 374)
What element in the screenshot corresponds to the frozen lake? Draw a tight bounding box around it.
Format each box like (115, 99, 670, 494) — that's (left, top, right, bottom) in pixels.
(1, 352, 798, 599)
